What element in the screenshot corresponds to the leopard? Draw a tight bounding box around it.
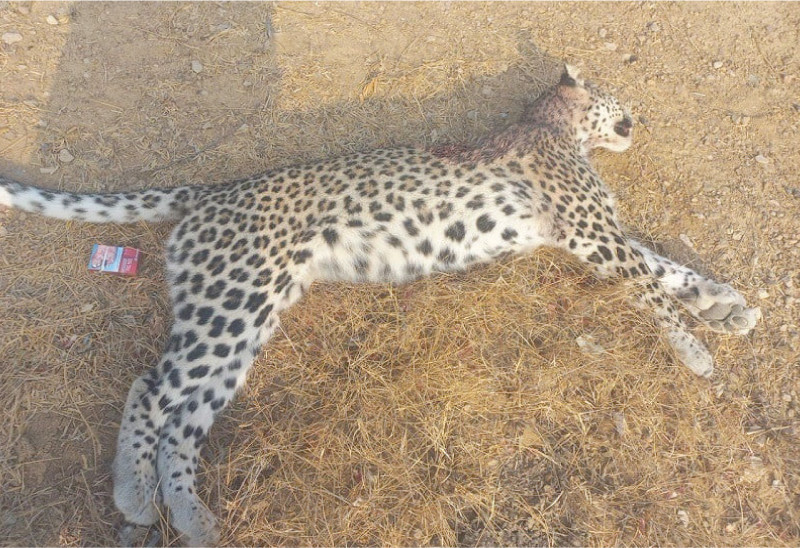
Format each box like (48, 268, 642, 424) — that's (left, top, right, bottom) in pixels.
(0, 65, 760, 545)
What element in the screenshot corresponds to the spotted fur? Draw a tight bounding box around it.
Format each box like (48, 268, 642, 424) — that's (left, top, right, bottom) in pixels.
(0, 65, 759, 545)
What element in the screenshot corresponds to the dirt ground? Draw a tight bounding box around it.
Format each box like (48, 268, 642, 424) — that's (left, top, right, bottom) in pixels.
(1, 2, 798, 546)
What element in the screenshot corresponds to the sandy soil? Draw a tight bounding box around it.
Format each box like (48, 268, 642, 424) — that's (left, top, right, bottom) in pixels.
(1, 2, 798, 546)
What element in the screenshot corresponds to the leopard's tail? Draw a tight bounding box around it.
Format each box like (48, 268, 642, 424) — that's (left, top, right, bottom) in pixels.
(0, 175, 204, 223)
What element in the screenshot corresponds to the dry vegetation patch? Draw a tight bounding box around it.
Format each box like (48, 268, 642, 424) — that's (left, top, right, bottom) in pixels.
(1, 2, 798, 546)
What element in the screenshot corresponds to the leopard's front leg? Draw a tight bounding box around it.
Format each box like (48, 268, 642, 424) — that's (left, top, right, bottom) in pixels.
(629, 240, 761, 335)
(556, 228, 714, 377)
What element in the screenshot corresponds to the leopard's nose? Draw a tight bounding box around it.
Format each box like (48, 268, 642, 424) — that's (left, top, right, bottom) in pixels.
(614, 117, 633, 137)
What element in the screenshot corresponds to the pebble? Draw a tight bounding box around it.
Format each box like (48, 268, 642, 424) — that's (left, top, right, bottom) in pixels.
(742, 456, 766, 483)
(598, 28, 608, 38)
(713, 60, 724, 69)
(623, 53, 638, 64)
(58, 149, 74, 163)
(2, 32, 23, 45)
(647, 21, 661, 32)
(757, 288, 769, 299)
(191, 60, 204, 73)
(604, 42, 618, 51)
(576, 335, 605, 355)
(46, 15, 59, 25)
(755, 154, 770, 164)
(40, 166, 58, 174)
(677, 510, 689, 527)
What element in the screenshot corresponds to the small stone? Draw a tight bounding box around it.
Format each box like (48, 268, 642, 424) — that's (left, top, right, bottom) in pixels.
(757, 288, 769, 299)
(782, 393, 793, 402)
(604, 42, 618, 51)
(2, 32, 23, 45)
(576, 335, 605, 355)
(191, 60, 204, 73)
(613, 412, 626, 437)
(58, 149, 74, 163)
(679, 233, 695, 250)
(46, 15, 59, 25)
(755, 154, 770, 164)
(0, 225, 7, 237)
(742, 456, 766, 483)
(712, 60, 724, 69)
(747, 74, 760, 86)
(677, 510, 689, 527)
(18, 5, 30, 15)
(40, 166, 58, 175)
(647, 21, 661, 32)
(623, 53, 638, 64)
(598, 28, 608, 38)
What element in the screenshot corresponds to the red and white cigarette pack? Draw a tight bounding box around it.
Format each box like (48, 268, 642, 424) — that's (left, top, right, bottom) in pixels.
(87, 244, 140, 276)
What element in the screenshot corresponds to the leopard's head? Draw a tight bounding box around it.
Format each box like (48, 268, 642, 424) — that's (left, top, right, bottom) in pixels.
(558, 65, 634, 152)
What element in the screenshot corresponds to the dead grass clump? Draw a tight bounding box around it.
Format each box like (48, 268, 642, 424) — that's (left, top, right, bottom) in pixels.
(141, 249, 790, 547)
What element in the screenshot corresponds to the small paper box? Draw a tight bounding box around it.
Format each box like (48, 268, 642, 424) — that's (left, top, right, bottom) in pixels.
(88, 244, 140, 276)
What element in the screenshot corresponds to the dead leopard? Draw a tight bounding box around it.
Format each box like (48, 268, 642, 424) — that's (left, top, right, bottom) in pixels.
(0, 65, 759, 545)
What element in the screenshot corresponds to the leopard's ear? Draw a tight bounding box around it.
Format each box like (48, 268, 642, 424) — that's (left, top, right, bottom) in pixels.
(565, 64, 581, 80)
(559, 64, 580, 87)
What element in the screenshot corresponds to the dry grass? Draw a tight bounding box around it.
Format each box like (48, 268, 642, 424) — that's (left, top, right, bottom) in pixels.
(1, 2, 799, 546)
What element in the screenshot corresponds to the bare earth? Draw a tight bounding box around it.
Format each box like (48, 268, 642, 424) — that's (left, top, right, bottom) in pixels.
(1, 2, 798, 546)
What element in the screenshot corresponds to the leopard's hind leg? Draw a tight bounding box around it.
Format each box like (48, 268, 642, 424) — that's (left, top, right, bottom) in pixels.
(155, 318, 277, 546)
